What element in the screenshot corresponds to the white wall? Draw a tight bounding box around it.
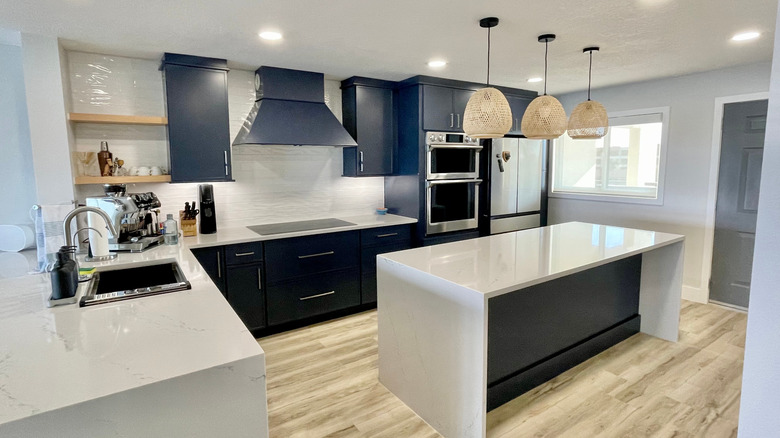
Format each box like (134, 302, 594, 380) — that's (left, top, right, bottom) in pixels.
(20, 33, 74, 206)
(68, 51, 384, 227)
(549, 62, 771, 302)
(0, 39, 37, 225)
(738, 3, 780, 435)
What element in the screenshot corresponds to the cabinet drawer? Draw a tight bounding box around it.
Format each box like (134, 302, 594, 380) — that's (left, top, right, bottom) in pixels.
(266, 269, 360, 326)
(360, 225, 411, 247)
(225, 242, 263, 265)
(265, 231, 359, 283)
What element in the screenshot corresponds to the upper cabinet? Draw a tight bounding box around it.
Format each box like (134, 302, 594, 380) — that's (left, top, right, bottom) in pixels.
(162, 53, 233, 183)
(422, 85, 475, 132)
(506, 94, 533, 136)
(341, 77, 397, 177)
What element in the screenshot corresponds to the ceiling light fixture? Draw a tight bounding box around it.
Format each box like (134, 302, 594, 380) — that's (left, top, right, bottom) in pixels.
(527, 77, 543, 83)
(463, 17, 513, 139)
(731, 31, 760, 41)
(259, 31, 282, 41)
(567, 47, 608, 139)
(427, 60, 447, 68)
(521, 34, 567, 140)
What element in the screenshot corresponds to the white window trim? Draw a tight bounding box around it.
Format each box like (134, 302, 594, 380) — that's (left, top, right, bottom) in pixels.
(550, 106, 671, 206)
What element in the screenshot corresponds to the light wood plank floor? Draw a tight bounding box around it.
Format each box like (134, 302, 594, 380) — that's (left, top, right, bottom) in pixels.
(257, 301, 746, 437)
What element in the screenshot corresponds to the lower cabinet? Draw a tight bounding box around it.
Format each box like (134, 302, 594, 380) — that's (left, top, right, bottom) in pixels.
(191, 223, 413, 334)
(266, 268, 361, 326)
(226, 263, 266, 332)
(359, 225, 413, 304)
(191, 246, 226, 294)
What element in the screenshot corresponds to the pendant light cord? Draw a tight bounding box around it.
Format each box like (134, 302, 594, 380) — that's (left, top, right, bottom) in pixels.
(543, 39, 548, 96)
(587, 50, 593, 101)
(486, 27, 491, 86)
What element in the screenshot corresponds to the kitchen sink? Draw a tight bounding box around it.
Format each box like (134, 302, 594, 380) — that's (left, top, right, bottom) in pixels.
(80, 261, 191, 307)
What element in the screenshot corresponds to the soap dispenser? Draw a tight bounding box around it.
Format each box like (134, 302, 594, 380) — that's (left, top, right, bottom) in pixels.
(49, 246, 79, 306)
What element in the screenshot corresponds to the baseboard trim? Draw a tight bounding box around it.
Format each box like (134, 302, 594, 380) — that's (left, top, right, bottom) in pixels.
(708, 300, 748, 313)
(682, 285, 708, 303)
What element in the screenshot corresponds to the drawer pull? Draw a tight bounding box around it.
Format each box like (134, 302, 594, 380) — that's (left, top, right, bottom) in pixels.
(376, 233, 399, 238)
(298, 250, 335, 259)
(299, 291, 335, 301)
(234, 251, 255, 257)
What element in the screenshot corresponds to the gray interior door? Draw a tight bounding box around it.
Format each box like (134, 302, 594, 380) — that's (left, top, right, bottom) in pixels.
(710, 99, 767, 308)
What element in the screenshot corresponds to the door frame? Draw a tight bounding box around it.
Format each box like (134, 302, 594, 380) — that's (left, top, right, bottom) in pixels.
(701, 92, 769, 305)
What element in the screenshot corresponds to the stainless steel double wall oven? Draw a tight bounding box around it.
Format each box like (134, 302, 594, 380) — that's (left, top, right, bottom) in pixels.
(425, 132, 482, 235)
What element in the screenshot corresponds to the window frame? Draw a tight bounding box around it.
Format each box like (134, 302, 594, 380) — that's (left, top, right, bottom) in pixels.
(550, 106, 670, 206)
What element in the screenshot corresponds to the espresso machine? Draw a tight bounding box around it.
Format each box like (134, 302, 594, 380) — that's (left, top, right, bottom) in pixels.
(86, 185, 164, 252)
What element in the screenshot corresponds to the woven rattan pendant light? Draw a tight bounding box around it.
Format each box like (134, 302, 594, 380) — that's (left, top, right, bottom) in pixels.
(521, 34, 567, 140)
(463, 17, 512, 139)
(568, 47, 609, 139)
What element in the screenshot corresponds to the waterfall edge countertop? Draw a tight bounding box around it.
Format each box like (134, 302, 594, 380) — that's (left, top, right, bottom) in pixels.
(0, 213, 415, 431)
(376, 221, 685, 438)
(378, 221, 684, 299)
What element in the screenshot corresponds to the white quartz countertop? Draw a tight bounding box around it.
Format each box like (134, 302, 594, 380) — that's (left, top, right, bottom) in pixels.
(0, 213, 416, 425)
(379, 222, 684, 299)
(185, 214, 417, 248)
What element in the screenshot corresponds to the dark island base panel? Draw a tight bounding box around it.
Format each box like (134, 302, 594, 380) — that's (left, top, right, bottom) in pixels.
(486, 255, 643, 411)
(487, 315, 640, 411)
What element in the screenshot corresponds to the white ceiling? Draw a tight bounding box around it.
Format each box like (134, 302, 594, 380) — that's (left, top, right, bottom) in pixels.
(0, 0, 776, 94)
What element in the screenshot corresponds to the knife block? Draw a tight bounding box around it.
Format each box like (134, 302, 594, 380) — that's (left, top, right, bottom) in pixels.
(179, 211, 198, 237)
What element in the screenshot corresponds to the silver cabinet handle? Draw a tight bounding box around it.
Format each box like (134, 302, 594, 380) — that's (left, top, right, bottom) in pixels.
(299, 291, 335, 301)
(257, 268, 262, 290)
(359, 151, 364, 172)
(428, 178, 483, 186)
(456, 113, 460, 128)
(234, 251, 255, 257)
(298, 250, 335, 259)
(515, 118, 518, 131)
(450, 113, 454, 128)
(376, 233, 399, 238)
(216, 252, 221, 278)
(224, 151, 229, 176)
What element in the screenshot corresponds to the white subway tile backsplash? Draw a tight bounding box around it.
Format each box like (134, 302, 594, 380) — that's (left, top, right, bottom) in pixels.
(68, 51, 384, 227)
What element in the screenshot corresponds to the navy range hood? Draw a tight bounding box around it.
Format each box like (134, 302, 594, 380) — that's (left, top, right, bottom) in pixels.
(232, 66, 357, 147)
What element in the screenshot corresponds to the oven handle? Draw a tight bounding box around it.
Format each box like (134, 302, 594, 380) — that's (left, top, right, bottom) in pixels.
(427, 179, 482, 187)
(428, 144, 483, 151)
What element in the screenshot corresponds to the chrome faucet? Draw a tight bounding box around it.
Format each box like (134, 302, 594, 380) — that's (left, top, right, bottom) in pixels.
(63, 206, 119, 247)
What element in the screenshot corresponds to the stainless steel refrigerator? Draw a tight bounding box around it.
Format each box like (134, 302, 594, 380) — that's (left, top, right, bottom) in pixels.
(489, 137, 546, 234)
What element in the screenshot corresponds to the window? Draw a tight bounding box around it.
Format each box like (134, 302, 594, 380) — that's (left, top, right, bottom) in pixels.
(551, 107, 669, 204)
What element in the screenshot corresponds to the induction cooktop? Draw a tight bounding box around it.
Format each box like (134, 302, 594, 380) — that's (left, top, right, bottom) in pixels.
(247, 218, 356, 236)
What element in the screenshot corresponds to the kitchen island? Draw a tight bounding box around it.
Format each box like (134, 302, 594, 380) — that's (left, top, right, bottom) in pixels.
(377, 222, 684, 438)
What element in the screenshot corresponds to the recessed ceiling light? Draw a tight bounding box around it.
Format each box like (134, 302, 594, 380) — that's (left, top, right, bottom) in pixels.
(731, 31, 760, 41)
(259, 31, 282, 41)
(427, 60, 447, 68)
(527, 77, 543, 83)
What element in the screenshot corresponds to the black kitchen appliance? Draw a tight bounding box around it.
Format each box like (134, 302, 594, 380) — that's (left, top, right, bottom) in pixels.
(199, 184, 217, 234)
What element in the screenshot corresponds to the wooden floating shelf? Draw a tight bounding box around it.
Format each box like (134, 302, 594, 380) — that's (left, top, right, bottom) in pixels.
(74, 175, 172, 185)
(68, 113, 168, 126)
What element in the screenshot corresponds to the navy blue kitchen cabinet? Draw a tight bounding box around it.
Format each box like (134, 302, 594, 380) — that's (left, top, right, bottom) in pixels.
(162, 53, 233, 183)
(359, 225, 412, 304)
(265, 231, 361, 325)
(422, 85, 475, 132)
(190, 246, 226, 294)
(224, 242, 266, 332)
(341, 77, 396, 177)
(506, 94, 532, 135)
(226, 263, 267, 332)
